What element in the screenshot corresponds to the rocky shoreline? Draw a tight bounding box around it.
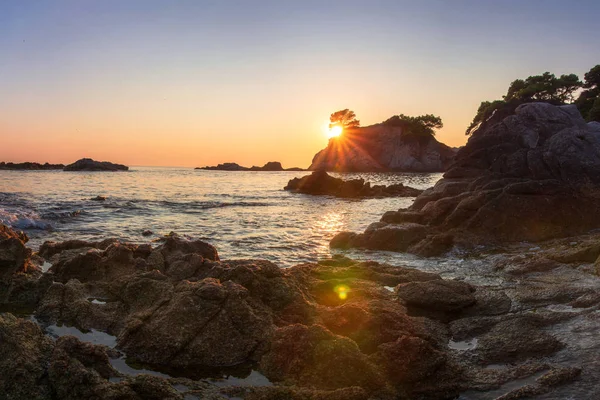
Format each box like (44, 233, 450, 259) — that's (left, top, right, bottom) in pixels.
(332, 103, 600, 257)
(285, 170, 424, 198)
(2, 221, 600, 399)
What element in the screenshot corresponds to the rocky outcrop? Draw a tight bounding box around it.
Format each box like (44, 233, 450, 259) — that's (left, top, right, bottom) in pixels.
(284, 171, 423, 198)
(0, 161, 64, 170)
(197, 161, 305, 171)
(63, 158, 128, 171)
(332, 103, 600, 255)
(309, 125, 457, 172)
(0, 223, 592, 399)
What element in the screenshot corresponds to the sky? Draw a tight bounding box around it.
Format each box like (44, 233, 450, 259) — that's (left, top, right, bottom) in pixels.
(1, 0, 599, 168)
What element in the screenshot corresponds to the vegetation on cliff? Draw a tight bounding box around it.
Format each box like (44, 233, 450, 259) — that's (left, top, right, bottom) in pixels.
(466, 64, 600, 135)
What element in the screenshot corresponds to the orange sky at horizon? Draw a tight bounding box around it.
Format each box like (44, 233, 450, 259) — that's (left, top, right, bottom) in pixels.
(2, 1, 599, 168)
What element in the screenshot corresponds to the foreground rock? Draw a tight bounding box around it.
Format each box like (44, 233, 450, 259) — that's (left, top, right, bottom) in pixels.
(285, 170, 423, 198)
(310, 125, 457, 172)
(332, 103, 600, 256)
(0, 223, 592, 399)
(64, 158, 129, 171)
(197, 161, 304, 171)
(0, 161, 64, 170)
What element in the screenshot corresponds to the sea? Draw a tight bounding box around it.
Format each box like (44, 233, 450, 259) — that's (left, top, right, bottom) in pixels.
(0, 167, 441, 268)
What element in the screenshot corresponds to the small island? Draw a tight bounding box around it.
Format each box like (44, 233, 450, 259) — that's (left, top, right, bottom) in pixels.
(310, 110, 457, 172)
(196, 161, 304, 171)
(0, 162, 64, 170)
(63, 158, 129, 172)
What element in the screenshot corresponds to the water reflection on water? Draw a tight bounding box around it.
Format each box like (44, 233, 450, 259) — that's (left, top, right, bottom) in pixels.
(0, 168, 442, 267)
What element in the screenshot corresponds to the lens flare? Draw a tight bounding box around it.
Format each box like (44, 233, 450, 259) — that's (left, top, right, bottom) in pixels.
(334, 284, 350, 300)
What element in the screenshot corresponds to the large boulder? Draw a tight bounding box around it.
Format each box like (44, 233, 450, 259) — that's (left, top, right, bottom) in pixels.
(63, 158, 128, 171)
(285, 170, 423, 198)
(333, 103, 600, 253)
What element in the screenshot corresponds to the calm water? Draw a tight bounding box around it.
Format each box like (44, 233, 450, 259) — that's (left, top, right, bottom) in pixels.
(0, 167, 441, 267)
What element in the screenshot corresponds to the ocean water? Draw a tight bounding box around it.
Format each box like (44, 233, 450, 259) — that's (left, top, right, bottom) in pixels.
(0, 167, 441, 267)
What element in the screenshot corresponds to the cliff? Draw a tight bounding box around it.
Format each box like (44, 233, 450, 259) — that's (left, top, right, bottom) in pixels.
(309, 125, 457, 172)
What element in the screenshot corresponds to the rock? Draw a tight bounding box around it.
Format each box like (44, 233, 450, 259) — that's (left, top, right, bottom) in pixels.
(285, 171, 423, 198)
(118, 278, 274, 369)
(333, 103, 600, 255)
(309, 124, 457, 172)
(331, 223, 428, 251)
(197, 162, 248, 171)
(142, 230, 153, 236)
(0, 313, 54, 399)
(396, 279, 476, 320)
(249, 161, 284, 171)
(477, 317, 564, 364)
(0, 161, 64, 170)
(63, 158, 128, 172)
(0, 224, 35, 280)
(197, 161, 304, 171)
(91, 195, 107, 201)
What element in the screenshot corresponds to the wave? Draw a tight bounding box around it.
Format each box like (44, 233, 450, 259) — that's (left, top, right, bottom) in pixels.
(0, 209, 52, 230)
(158, 200, 273, 211)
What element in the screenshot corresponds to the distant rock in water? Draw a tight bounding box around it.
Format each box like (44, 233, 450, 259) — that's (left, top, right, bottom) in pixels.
(197, 161, 305, 171)
(285, 170, 423, 198)
(331, 103, 600, 256)
(63, 158, 128, 172)
(309, 125, 457, 172)
(0, 161, 64, 170)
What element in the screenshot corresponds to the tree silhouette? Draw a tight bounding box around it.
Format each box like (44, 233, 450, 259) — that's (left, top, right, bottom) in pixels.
(576, 65, 600, 122)
(329, 109, 360, 129)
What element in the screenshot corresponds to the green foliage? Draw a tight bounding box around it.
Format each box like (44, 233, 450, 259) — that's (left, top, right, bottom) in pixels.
(466, 69, 589, 135)
(583, 65, 600, 90)
(382, 114, 443, 138)
(465, 100, 506, 136)
(589, 97, 600, 122)
(329, 109, 360, 129)
(576, 65, 600, 122)
(504, 72, 582, 103)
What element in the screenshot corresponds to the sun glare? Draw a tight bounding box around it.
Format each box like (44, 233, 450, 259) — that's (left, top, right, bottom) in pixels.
(327, 125, 343, 139)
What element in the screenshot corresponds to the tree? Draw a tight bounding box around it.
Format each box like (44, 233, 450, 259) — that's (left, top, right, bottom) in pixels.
(465, 100, 506, 136)
(576, 65, 600, 122)
(329, 109, 360, 129)
(382, 113, 443, 138)
(503, 72, 582, 103)
(466, 70, 585, 135)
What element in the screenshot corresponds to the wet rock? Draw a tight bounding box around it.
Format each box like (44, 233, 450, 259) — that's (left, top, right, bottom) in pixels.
(39, 238, 119, 259)
(259, 324, 385, 391)
(91, 195, 107, 201)
(478, 317, 564, 364)
(142, 230, 153, 237)
(118, 278, 274, 368)
(0, 313, 54, 399)
(331, 223, 428, 252)
(0, 224, 36, 279)
(396, 279, 476, 320)
(285, 170, 423, 198)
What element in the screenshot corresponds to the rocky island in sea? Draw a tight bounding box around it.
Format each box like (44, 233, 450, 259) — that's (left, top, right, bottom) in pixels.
(309, 114, 458, 172)
(63, 158, 129, 171)
(0, 158, 129, 172)
(0, 161, 65, 170)
(197, 161, 305, 171)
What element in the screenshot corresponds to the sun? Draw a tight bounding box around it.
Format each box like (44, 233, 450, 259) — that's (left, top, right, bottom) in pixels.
(327, 125, 343, 139)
